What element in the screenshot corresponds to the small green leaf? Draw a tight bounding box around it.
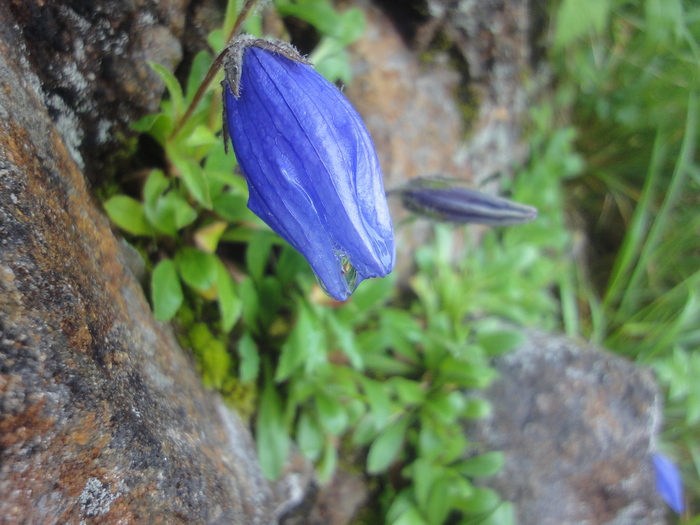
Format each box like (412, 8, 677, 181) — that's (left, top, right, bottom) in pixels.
(326, 314, 363, 369)
(361, 377, 391, 430)
(317, 437, 338, 483)
(237, 330, 260, 382)
(367, 415, 410, 474)
(554, 0, 610, 49)
(247, 231, 275, 283)
(240, 277, 260, 333)
(456, 452, 505, 478)
(149, 61, 185, 118)
(463, 397, 492, 419)
(104, 195, 154, 236)
(455, 486, 500, 514)
(151, 259, 183, 321)
(276, 304, 325, 381)
(411, 458, 439, 513)
(184, 124, 219, 148)
(176, 247, 218, 292)
(217, 260, 242, 333)
(186, 50, 213, 103)
(169, 149, 212, 209)
(426, 476, 453, 525)
(257, 373, 290, 480)
(479, 502, 516, 525)
(316, 392, 349, 436)
(390, 377, 425, 406)
(477, 329, 526, 356)
(195, 221, 228, 254)
(391, 506, 429, 525)
(297, 411, 324, 462)
(337, 8, 366, 44)
(213, 192, 251, 222)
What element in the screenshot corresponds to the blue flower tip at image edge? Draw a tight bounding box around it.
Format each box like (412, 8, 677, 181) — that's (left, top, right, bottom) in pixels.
(652, 452, 684, 514)
(222, 35, 395, 301)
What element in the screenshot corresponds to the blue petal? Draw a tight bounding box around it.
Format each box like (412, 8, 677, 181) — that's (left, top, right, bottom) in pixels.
(224, 45, 395, 300)
(652, 453, 684, 514)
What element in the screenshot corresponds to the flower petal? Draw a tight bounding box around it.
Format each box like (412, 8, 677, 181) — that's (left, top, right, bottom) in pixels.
(652, 452, 684, 514)
(223, 41, 394, 299)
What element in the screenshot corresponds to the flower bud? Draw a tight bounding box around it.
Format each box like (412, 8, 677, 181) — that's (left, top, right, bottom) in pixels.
(392, 176, 537, 226)
(222, 36, 395, 300)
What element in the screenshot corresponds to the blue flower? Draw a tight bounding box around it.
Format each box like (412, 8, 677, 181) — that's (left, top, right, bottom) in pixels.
(391, 176, 537, 226)
(222, 37, 395, 300)
(652, 452, 684, 514)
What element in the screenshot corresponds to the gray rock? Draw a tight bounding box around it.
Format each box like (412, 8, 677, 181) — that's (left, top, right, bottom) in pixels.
(467, 330, 666, 525)
(0, 3, 277, 522)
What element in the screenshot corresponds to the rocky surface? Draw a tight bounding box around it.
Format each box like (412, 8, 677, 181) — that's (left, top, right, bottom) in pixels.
(344, 0, 540, 271)
(0, 2, 280, 522)
(466, 330, 666, 525)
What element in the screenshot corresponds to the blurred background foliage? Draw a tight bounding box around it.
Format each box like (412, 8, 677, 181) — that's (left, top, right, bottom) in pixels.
(101, 0, 699, 522)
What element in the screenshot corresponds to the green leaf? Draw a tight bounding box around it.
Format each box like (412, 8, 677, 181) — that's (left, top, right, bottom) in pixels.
(297, 411, 324, 461)
(476, 329, 525, 356)
(361, 377, 392, 430)
(456, 452, 505, 478)
(411, 458, 439, 513)
(316, 392, 349, 436)
(247, 231, 275, 283)
(424, 390, 466, 425)
(276, 304, 325, 381)
(391, 506, 429, 525)
(143, 171, 197, 236)
(240, 277, 260, 332)
(168, 148, 212, 208)
(317, 437, 338, 484)
(151, 259, 183, 321)
(275, 0, 340, 37)
(104, 195, 154, 236)
(237, 330, 260, 382)
(213, 192, 251, 222)
(337, 8, 366, 44)
(455, 486, 500, 514)
(195, 221, 228, 254)
(462, 397, 492, 419)
(176, 247, 218, 292)
(217, 259, 242, 333)
(477, 502, 516, 525)
(186, 50, 213, 103)
(326, 314, 363, 369)
(426, 476, 454, 525)
(554, 0, 610, 49)
(257, 373, 290, 480)
(184, 125, 219, 148)
(149, 61, 185, 118)
(367, 415, 410, 474)
(144, 170, 170, 210)
(390, 377, 425, 406)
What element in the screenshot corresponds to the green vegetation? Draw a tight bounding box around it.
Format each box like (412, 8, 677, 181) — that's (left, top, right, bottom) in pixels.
(552, 0, 700, 520)
(101, 0, 700, 522)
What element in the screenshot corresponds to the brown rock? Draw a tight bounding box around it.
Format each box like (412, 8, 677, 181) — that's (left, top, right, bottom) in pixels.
(0, 3, 277, 522)
(344, 0, 539, 269)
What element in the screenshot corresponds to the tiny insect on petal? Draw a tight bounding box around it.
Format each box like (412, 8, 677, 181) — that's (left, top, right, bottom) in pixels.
(222, 36, 395, 300)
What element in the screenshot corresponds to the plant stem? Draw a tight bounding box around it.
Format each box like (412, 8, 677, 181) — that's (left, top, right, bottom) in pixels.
(170, 0, 259, 139)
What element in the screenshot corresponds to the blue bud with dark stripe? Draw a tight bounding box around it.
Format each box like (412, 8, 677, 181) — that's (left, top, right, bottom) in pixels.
(222, 36, 395, 300)
(392, 176, 537, 226)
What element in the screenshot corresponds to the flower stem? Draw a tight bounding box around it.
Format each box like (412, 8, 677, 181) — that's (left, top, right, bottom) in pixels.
(170, 0, 259, 139)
